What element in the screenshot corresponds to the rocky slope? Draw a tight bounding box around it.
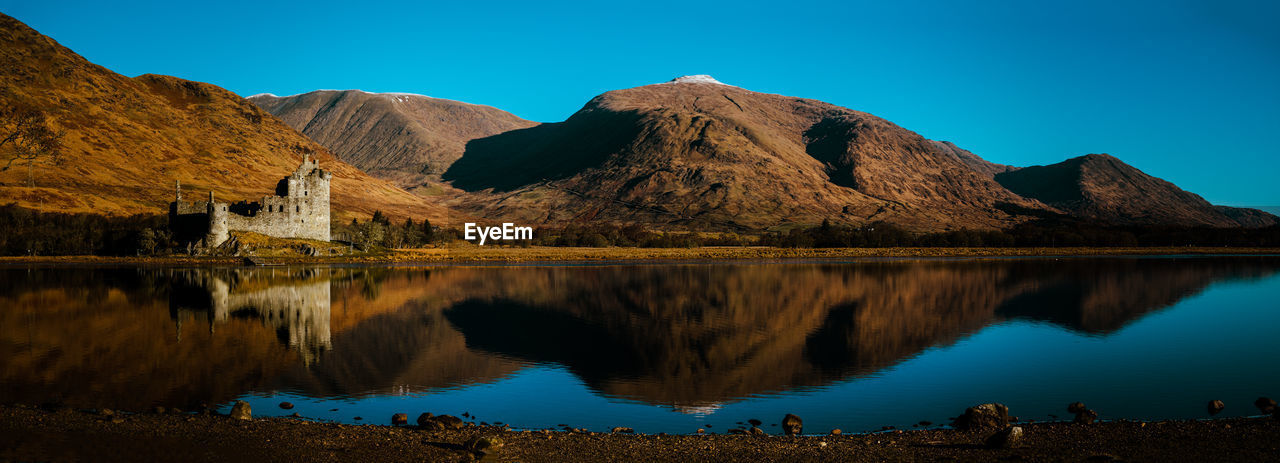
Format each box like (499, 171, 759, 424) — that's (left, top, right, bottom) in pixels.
(249, 90, 535, 187)
(441, 76, 1050, 231)
(0, 13, 450, 223)
(253, 73, 1275, 231)
(929, 140, 1015, 178)
(994, 154, 1277, 227)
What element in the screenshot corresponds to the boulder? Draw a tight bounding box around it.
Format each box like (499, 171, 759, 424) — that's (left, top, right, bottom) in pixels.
(984, 426, 1024, 449)
(417, 413, 435, 427)
(435, 414, 465, 430)
(782, 413, 803, 436)
(749, 426, 766, 436)
(1074, 409, 1098, 424)
(391, 413, 409, 425)
(279, 402, 294, 410)
(611, 427, 635, 434)
(748, 419, 763, 427)
(229, 401, 251, 420)
(1207, 400, 1225, 415)
(1067, 402, 1087, 414)
(152, 406, 166, 414)
(463, 435, 504, 455)
(1255, 397, 1277, 414)
(952, 403, 1010, 431)
(830, 429, 842, 435)
(696, 428, 705, 434)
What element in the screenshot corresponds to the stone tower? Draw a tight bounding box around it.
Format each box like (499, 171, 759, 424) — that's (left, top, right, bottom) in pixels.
(169, 155, 332, 248)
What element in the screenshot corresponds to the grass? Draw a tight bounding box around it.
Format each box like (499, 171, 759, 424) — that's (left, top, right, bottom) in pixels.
(2, 246, 1278, 266)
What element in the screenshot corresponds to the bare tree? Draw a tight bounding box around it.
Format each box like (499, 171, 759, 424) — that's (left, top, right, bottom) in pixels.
(1, 102, 64, 187)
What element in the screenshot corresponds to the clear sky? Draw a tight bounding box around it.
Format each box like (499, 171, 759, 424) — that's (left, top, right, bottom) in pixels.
(3, 0, 1277, 206)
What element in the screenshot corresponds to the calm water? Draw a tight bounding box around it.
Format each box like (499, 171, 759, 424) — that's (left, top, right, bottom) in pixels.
(2, 256, 1278, 434)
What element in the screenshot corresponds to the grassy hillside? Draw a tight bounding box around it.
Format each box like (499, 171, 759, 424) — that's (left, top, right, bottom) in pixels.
(0, 13, 452, 224)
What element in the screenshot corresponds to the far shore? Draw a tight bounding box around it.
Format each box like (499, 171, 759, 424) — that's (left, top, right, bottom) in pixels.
(1, 246, 1280, 266)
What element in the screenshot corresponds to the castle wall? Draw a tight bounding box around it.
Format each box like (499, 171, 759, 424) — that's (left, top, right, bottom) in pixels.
(170, 157, 331, 248)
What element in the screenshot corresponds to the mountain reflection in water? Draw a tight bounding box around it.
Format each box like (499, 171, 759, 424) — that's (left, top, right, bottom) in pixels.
(0, 256, 1277, 431)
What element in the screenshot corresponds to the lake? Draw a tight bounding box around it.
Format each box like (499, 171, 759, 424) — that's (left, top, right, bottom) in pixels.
(2, 256, 1278, 434)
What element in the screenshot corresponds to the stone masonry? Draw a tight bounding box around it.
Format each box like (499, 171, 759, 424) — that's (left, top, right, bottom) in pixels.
(170, 155, 331, 247)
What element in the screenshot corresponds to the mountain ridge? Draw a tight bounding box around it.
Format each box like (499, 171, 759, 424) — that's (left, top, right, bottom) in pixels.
(0, 13, 452, 223)
(438, 77, 1054, 231)
(249, 90, 536, 188)
(256, 74, 1276, 231)
(994, 153, 1275, 227)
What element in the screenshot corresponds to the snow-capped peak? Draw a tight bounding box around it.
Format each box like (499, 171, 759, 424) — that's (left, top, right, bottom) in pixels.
(246, 93, 278, 99)
(668, 75, 726, 85)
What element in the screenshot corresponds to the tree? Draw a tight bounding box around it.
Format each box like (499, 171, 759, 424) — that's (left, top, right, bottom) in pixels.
(138, 228, 158, 255)
(1, 101, 64, 187)
(371, 210, 389, 226)
(420, 218, 434, 243)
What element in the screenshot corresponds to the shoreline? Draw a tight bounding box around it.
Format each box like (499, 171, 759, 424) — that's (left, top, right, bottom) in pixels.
(2, 246, 1280, 266)
(2, 404, 1276, 462)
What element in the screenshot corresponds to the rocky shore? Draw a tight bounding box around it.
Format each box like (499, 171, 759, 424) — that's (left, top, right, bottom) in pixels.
(2, 403, 1277, 462)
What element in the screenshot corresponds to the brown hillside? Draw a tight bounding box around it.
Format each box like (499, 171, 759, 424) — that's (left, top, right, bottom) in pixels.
(929, 140, 1015, 178)
(0, 13, 451, 224)
(442, 76, 1051, 231)
(994, 154, 1277, 227)
(249, 90, 535, 187)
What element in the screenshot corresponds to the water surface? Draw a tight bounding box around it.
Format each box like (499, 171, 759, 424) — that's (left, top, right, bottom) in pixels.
(2, 256, 1278, 434)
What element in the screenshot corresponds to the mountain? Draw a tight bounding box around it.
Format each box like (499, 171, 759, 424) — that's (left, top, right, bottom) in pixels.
(249, 90, 535, 188)
(929, 140, 1015, 178)
(994, 154, 1277, 227)
(441, 75, 1050, 231)
(0, 13, 449, 223)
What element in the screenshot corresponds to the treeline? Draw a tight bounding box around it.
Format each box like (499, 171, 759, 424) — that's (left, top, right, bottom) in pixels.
(760, 219, 1280, 248)
(528, 224, 751, 248)
(3, 202, 1279, 256)
(332, 210, 445, 251)
(0, 204, 168, 256)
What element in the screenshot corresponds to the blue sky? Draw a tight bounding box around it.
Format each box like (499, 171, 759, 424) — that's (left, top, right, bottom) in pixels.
(4, 0, 1277, 206)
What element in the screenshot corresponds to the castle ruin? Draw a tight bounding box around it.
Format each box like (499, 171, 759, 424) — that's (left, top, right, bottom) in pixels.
(170, 155, 331, 248)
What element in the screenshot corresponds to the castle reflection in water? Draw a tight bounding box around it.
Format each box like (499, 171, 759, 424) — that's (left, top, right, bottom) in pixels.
(167, 268, 332, 364)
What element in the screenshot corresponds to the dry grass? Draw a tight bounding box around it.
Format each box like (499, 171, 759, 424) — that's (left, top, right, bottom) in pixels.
(0, 15, 452, 225)
(3, 246, 1278, 266)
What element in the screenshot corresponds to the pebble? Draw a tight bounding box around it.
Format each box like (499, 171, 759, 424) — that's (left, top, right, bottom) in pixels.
(984, 426, 1024, 449)
(1255, 397, 1276, 414)
(1068, 402, 1087, 414)
(1207, 400, 1225, 415)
